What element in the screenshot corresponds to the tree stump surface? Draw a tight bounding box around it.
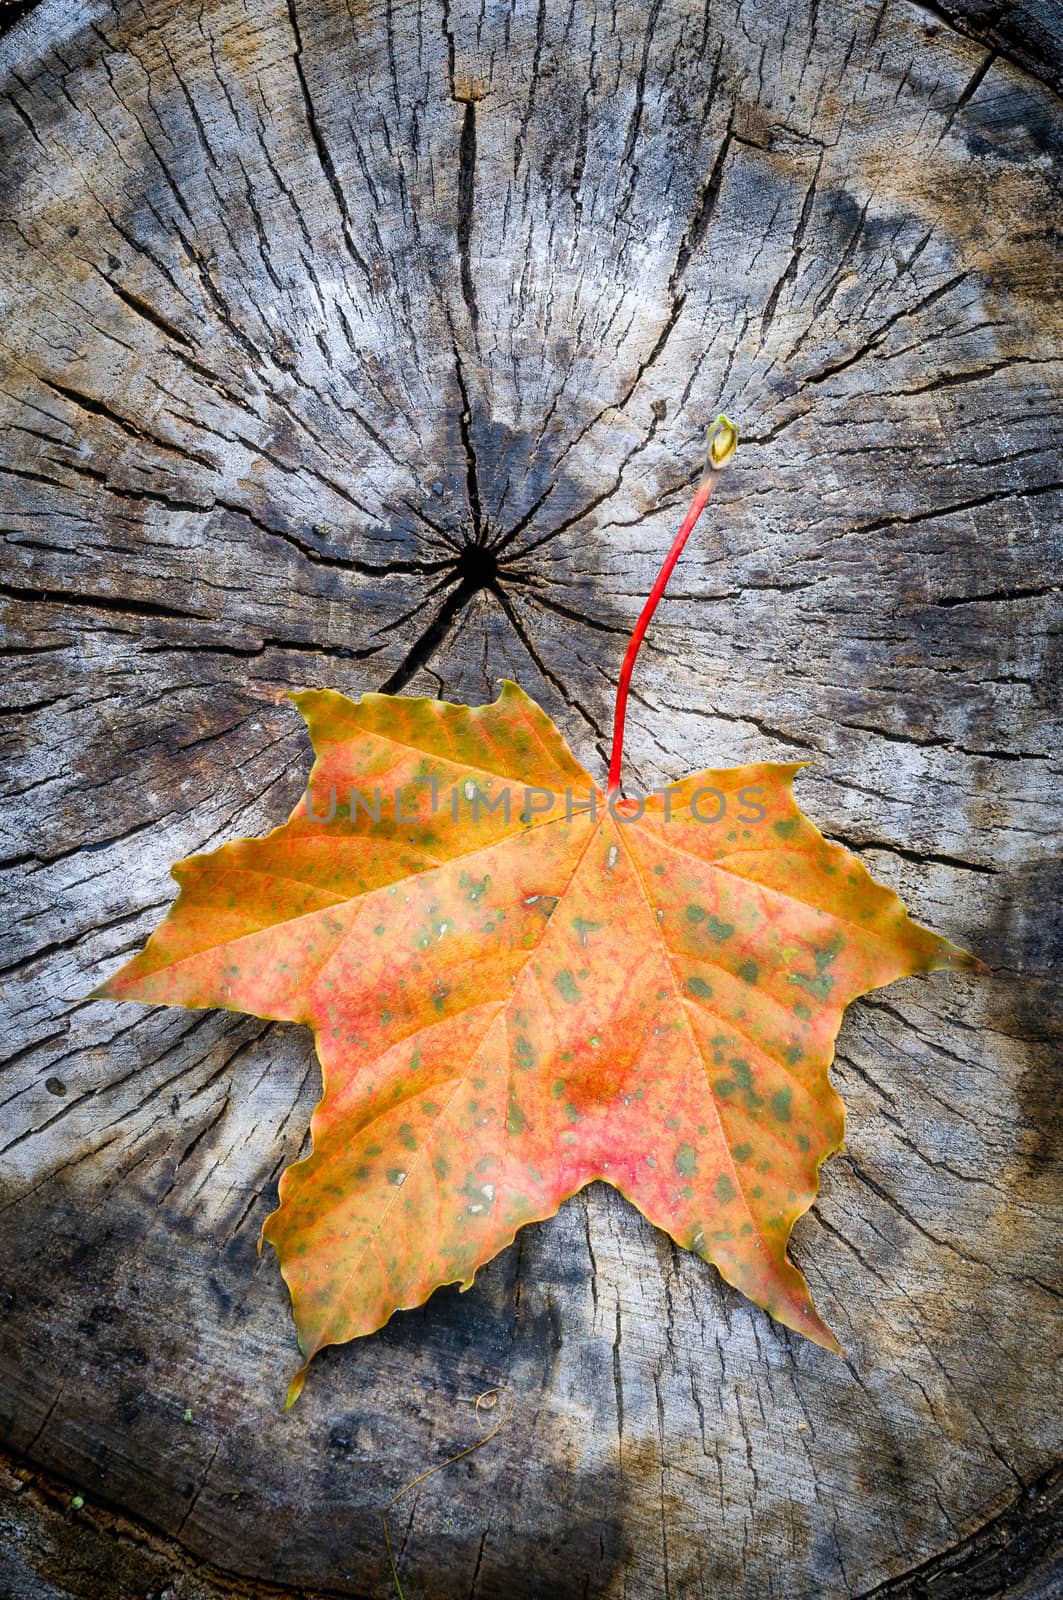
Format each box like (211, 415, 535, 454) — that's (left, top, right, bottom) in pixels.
(1, 1, 1060, 1596)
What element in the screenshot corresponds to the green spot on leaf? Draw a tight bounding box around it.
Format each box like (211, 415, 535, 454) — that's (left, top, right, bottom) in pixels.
(790, 970, 834, 1000)
(554, 969, 580, 1003)
(674, 1143, 697, 1177)
(730, 1058, 753, 1090)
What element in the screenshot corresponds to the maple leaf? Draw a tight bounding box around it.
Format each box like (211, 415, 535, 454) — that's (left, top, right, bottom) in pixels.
(95, 682, 975, 1402)
(93, 418, 977, 1402)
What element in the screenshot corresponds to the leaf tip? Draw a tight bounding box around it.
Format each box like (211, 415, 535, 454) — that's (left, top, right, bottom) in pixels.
(286, 686, 329, 718)
(86, 970, 142, 1004)
(284, 1366, 308, 1410)
(496, 678, 531, 705)
(932, 934, 986, 975)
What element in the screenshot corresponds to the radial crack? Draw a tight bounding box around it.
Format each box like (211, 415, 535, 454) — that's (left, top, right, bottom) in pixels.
(457, 97, 479, 340)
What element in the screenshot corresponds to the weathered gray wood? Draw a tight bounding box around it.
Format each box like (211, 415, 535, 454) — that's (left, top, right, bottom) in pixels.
(1, 0, 1060, 1597)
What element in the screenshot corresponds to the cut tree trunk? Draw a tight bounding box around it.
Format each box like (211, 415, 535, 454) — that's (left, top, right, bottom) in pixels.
(1, 1, 1060, 1597)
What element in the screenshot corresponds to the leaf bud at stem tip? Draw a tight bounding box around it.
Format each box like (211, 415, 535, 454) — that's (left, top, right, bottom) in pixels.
(707, 413, 739, 470)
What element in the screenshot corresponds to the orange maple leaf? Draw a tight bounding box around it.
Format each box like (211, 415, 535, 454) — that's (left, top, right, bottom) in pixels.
(95, 681, 975, 1402)
(94, 420, 977, 1402)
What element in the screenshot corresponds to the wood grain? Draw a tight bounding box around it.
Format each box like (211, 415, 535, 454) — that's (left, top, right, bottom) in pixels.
(1, 0, 1060, 1595)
